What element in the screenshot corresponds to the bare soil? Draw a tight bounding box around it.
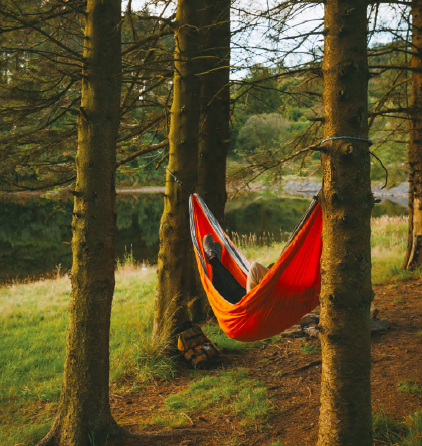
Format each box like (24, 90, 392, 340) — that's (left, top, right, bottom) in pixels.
(111, 279, 422, 446)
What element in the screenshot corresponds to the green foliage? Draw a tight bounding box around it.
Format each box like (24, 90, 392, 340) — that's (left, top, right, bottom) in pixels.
(150, 368, 273, 429)
(229, 64, 317, 174)
(236, 113, 290, 155)
(227, 50, 410, 188)
(116, 135, 168, 188)
(0, 6, 172, 192)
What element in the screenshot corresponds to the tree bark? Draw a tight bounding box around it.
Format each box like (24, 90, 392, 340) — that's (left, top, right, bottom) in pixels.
(153, 0, 202, 341)
(189, 0, 231, 323)
(404, 0, 422, 270)
(37, 0, 122, 444)
(317, 2, 373, 446)
(197, 0, 231, 225)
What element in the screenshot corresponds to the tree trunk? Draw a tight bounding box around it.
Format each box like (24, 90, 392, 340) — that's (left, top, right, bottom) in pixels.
(37, 0, 122, 444)
(404, 0, 422, 270)
(153, 0, 202, 342)
(190, 0, 231, 322)
(317, 2, 373, 446)
(197, 0, 231, 225)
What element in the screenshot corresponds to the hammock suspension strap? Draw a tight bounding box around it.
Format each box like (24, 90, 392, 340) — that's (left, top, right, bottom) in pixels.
(166, 167, 193, 195)
(316, 136, 388, 190)
(319, 136, 373, 146)
(166, 136, 387, 193)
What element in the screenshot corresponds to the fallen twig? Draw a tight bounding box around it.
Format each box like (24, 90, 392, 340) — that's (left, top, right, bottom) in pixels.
(122, 428, 209, 444)
(276, 360, 322, 378)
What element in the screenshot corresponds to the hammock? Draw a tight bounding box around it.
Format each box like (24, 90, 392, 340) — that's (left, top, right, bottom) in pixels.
(189, 194, 323, 342)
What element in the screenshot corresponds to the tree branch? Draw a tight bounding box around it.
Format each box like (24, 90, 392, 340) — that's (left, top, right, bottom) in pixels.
(116, 140, 169, 168)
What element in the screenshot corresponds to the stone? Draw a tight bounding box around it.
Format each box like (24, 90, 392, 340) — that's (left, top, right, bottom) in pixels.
(303, 326, 319, 338)
(281, 325, 304, 338)
(297, 313, 320, 326)
(371, 318, 390, 332)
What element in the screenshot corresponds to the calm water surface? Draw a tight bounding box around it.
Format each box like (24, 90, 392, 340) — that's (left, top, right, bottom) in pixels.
(0, 191, 407, 283)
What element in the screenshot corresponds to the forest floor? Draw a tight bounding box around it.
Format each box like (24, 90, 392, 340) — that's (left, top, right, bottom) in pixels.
(1, 214, 420, 446)
(111, 279, 422, 446)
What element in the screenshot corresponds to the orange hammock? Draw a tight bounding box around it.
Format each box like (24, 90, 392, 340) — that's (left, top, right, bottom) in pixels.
(190, 194, 323, 342)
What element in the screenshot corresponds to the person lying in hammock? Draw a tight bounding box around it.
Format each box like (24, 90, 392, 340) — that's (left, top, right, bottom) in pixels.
(203, 234, 273, 305)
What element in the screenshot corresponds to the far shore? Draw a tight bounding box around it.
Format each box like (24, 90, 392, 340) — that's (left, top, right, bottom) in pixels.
(1, 181, 409, 205)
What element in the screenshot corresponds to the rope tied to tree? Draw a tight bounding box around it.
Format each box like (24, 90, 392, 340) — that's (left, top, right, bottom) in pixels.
(166, 167, 194, 195)
(318, 136, 388, 189)
(166, 136, 388, 195)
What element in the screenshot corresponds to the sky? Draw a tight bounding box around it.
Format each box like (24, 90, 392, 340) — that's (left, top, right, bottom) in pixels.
(122, 0, 408, 78)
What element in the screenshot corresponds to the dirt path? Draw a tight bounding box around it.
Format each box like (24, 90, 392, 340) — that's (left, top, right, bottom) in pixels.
(110, 279, 422, 445)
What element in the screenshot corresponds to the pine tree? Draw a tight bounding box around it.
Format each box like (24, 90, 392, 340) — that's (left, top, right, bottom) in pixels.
(38, 0, 122, 443)
(404, 0, 422, 270)
(153, 0, 203, 341)
(197, 0, 231, 225)
(317, 1, 373, 445)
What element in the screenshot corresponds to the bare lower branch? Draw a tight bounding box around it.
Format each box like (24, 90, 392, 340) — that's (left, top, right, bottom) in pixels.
(116, 140, 169, 167)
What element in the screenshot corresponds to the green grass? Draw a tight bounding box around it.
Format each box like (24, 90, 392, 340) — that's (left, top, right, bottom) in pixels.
(373, 411, 408, 445)
(0, 263, 273, 445)
(203, 324, 262, 351)
(0, 265, 176, 446)
(373, 410, 422, 446)
(232, 214, 414, 286)
(148, 368, 274, 429)
(241, 242, 285, 269)
(370, 215, 420, 285)
(299, 342, 320, 355)
(397, 380, 422, 395)
(402, 411, 422, 446)
(0, 214, 418, 445)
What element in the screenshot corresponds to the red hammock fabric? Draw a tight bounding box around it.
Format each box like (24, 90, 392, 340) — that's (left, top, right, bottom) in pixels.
(190, 194, 323, 342)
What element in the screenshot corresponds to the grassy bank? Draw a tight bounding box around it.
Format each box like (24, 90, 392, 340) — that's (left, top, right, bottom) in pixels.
(240, 214, 413, 286)
(0, 214, 418, 445)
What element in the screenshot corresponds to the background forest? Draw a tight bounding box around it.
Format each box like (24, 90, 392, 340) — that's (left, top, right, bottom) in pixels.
(0, 3, 411, 192)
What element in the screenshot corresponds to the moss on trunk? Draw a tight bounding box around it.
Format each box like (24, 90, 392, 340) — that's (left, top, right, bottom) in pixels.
(153, 0, 202, 341)
(37, 1, 122, 445)
(317, 2, 373, 445)
(404, 0, 422, 270)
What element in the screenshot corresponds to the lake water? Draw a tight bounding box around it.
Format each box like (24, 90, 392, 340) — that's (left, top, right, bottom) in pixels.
(0, 191, 407, 283)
